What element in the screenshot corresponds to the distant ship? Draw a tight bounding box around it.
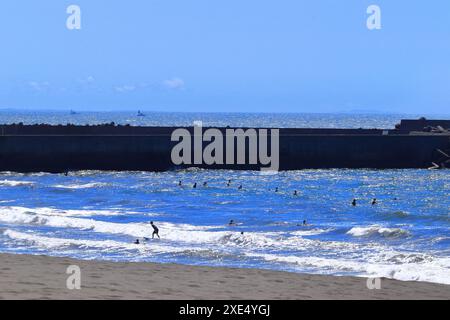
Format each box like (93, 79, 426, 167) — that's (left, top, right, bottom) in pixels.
(70, 110, 78, 115)
(137, 110, 146, 117)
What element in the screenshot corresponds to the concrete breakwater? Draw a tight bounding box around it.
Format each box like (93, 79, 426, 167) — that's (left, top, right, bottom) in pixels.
(0, 120, 449, 173)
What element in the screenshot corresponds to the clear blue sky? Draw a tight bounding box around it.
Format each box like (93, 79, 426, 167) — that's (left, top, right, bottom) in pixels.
(0, 0, 449, 113)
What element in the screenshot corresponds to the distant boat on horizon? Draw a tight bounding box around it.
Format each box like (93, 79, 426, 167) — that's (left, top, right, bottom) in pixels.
(137, 110, 146, 117)
(70, 110, 78, 115)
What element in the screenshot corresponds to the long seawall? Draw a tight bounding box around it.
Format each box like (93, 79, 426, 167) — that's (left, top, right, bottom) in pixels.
(0, 121, 449, 172)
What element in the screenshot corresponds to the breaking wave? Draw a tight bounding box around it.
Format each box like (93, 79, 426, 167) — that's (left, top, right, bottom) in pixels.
(52, 182, 111, 189)
(0, 180, 35, 187)
(347, 226, 410, 238)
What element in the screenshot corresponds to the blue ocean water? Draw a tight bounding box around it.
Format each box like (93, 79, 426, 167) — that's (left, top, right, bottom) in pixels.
(1, 109, 447, 128)
(0, 111, 449, 284)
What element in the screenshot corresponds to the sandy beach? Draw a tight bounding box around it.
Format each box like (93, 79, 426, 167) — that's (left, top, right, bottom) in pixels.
(0, 253, 448, 300)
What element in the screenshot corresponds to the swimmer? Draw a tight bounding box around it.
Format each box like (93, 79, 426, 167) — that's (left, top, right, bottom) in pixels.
(134, 239, 140, 244)
(203, 182, 207, 187)
(238, 184, 243, 190)
(371, 198, 377, 205)
(229, 220, 236, 226)
(293, 190, 298, 196)
(352, 199, 357, 206)
(275, 187, 279, 193)
(178, 180, 182, 186)
(193, 182, 197, 189)
(227, 179, 232, 187)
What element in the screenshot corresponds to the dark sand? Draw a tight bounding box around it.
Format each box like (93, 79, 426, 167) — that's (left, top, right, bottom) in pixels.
(0, 253, 448, 300)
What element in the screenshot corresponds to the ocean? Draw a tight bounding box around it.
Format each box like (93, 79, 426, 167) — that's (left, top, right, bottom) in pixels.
(0, 111, 449, 285)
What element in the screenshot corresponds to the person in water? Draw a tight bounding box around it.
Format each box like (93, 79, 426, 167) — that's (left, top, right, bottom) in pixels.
(371, 198, 377, 205)
(293, 190, 298, 196)
(134, 239, 140, 244)
(229, 220, 236, 226)
(238, 184, 243, 190)
(203, 182, 207, 187)
(352, 199, 357, 206)
(227, 179, 232, 187)
(150, 221, 160, 239)
(275, 187, 279, 193)
(193, 182, 197, 189)
(178, 180, 182, 186)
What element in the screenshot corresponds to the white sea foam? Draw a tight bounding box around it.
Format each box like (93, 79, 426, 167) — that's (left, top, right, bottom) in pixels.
(2, 229, 207, 255)
(217, 232, 290, 248)
(52, 182, 110, 189)
(0, 206, 224, 243)
(0, 180, 34, 187)
(0, 207, 369, 252)
(0, 172, 49, 177)
(4, 229, 144, 252)
(247, 252, 450, 285)
(0, 206, 138, 217)
(347, 226, 410, 238)
(0, 207, 330, 250)
(291, 228, 334, 236)
(0, 207, 344, 254)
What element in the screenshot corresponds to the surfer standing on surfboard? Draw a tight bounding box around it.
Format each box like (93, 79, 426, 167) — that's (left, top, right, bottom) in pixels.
(150, 221, 160, 239)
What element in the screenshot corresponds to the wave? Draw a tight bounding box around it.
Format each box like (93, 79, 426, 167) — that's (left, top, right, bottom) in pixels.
(0, 206, 223, 243)
(390, 211, 409, 217)
(0, 206, 140, 217)
(0, 207, 336, 250)
(2, 229, 207, 256)
(4, 229, 143, 252)
(0, 206, 358, 253)
(0, 172, 49, 177)
(0, 180, 34, 187)
(0, 207, 384, 253)
(384, 252, 434, 264)
(291, 228, 334, 236)
(247, 252, 450, 285)
(347, 226, 410, 238)
(51, 182, 111, 189)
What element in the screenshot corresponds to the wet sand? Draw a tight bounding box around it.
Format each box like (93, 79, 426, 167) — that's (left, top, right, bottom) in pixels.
(0, 253, 448, 300)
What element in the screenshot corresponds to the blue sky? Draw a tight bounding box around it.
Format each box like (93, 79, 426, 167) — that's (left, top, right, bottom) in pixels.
(0, 0, 449, 114)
